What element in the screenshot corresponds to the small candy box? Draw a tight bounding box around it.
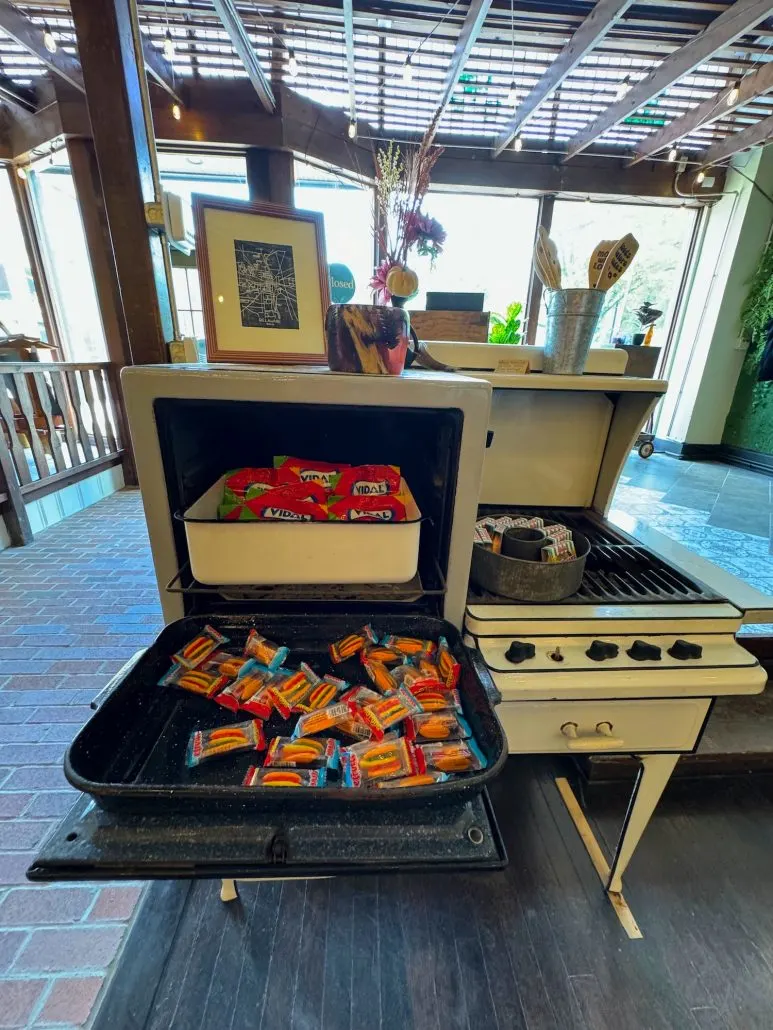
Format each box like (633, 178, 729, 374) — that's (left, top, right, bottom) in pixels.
(436, 637, 461, 690)
(244, 766, 326, 788)
(419, 739, 487, 774)
(292, 701, 358, 739)
(342, 735, 419, 787)
(409, 682, 463, 713)
(173, 625, 229, 670)
(244, 629, 289, 670)
(215, 664, 274, 719)
(265, 736, 340, 770)
(186, 719, 265, 768)
(358, 685, 424, 740)
(335, 464, 401, 497)
(376, 772, 450, 789)
(543, 523, 572, 543)
(404, 711, 472, 743)
(381, 635, 436, 659)
(329, 625, 378, 664)
(363, 659, 398, 695)
(474, 524, 492, 545)
(542, 539, 577, 563)
(159, 665, 227, 699)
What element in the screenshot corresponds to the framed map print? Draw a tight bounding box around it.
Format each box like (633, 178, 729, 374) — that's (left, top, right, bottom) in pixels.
(193, 196, 329, 364)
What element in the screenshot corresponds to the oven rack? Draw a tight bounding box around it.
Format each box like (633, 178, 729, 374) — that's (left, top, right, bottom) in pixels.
(166, 561, 446, 606)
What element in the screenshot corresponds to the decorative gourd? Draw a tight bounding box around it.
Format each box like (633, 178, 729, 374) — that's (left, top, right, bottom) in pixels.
(386, 265, 419, 299)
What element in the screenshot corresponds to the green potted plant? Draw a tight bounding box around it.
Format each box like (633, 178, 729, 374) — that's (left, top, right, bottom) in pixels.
(488, 302, 523, 344)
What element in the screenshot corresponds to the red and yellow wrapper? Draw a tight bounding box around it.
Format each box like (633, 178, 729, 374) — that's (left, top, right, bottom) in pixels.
(186, 719, 265, 767)
(358, 685, 424, 740)
(243, 766, 326, 787)
(172, 625, 228, 670)
(334, 464, 401, 497)
(342, 735, 419, 786)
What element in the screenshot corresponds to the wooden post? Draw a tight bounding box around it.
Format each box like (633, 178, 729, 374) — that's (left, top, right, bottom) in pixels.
(66, 137, 138, 485)
(246, 147, 294, 207)
(0, 440, 33, 546)
(525, 194, 554, 347)
(69, 0, 172, 365)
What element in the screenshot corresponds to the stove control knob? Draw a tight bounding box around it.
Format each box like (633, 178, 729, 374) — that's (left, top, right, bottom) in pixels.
(586, 640, 619, 662)
(626, 640, 662, 662)
(668, 639, 703, 661)
(505, 640, 536, 664)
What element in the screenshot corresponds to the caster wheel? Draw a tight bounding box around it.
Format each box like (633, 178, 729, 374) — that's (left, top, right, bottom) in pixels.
(638, 441, 654, 459)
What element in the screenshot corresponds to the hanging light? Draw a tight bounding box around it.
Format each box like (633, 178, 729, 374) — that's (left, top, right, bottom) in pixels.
(513, 134, 523, 152)
(668, 147, 678, 162)
(726, 79, 740, 107)
(42, 23, 57, 54)
(506, 80, 517, 106)
(402, 55, 413, 84)
(171, 102, 182, 121)
(614, 75, 629, 102)
(696, 169, 706, 184)
(163, 29, 175, 61)
(347, 118, 357, 140)
(288, 49, 299, 79)
(16, 166, 27, 180)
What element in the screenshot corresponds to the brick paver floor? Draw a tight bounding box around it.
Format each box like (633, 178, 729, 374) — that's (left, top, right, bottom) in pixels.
(0, 489, 162, 1028)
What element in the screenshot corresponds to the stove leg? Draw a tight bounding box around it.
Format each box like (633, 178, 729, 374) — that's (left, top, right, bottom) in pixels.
(220, 878, 238, 902)
(607, 753, 679, 894)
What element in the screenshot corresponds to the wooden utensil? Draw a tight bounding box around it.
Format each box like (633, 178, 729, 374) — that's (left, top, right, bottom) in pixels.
(536, 226, 562, 290)
(588, 240, 616, 289)
(596, 233, 639, 291)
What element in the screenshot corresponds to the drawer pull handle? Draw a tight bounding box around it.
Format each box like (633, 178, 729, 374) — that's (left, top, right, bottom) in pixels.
(560, 720, 624, 751)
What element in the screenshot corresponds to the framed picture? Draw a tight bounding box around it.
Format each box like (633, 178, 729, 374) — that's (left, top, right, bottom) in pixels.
(193, 195, 329, 364)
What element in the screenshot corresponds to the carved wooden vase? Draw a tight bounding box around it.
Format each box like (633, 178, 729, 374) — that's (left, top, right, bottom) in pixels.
(325, 304, 410, 375)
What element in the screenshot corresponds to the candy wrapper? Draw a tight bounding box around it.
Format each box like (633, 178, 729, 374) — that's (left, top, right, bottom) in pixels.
(404, 711, 472, 743)
(268, 667, 317, 719)
(159, 665, 227, 699)
(381, 635, 436, 659)
(329, 625, 378, 664)
(334, 464, 401, 497)
(419, 739, 487, 774)
(172, 625, 228, 670)
(223, 466, 298, 500)
(274, 456, 350, 489)
(340, 684, 382, 707)
(201, 651, 251, 679)
(216, 664, 274, 719)
(342, 735, 419, 786)
(328, 494, 407, 523)
(361, 642, 404, 665)
(358, 685, 424, 740)
(542, 539, 577, 563)
(295, 674, 347, 713)
(409, 682, 463, 713)
(436, 637, 461, 690)
(219, 481, 329, 521)
(376, 772, 450, 789)
(363, 659, 398, 695)
(474, 524, 492, 545)
(265, 736, 340, 770)
(186, 719, 265, 768)
(543, 523, 572, 543)
(292, 701, 358, 739)
(243, 766, 326, 788)
(244, 629, 289, 670)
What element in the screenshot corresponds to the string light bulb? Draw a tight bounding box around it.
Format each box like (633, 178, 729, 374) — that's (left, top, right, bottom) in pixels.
(513, 134, 523, 152)
(726, 79, 740, 106)
(668, 147, 678, 162)
(402, 55, 413, 84)
(42, 23, 57, 54)
(506, 80, 517, 106)
(288, 49, 299, 79)
(163, 29, 175, 61)
(16, 166, 27, 181)
(347, 118, 357, 140)
(614, 75, 629, 102)
(171, 102, 182, 121)
(696, 169, 706, 184)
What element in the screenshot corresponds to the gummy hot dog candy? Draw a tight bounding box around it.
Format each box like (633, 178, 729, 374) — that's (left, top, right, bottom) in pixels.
(172, 625, 229, 670)
(361, 642, 404, 665)
(358, 685, 424, 740)
(293, 673, 348, 714)
(408, 682, 463, 713)
(215, 664, 274, 719)
(264, 736, 340, 770)
(244, 629, 289, 671)
(342, 735, 419, 786)
(329, 625, 378, 664)
(419, 739, 487, 774)
(362, 659, 398, 695)
(292, 701, 358, 739)
(267, 666, 316, 719)
(186, 719, 265, 767)
(376, 772, 450, 789)
(436, 637, 461, 690)
(404, 711, 472, 743)
(200, 651, 250, 679)
(381, 635, 436, 658)
(158, 664, 227, 699)
(243, 766, 327, 788)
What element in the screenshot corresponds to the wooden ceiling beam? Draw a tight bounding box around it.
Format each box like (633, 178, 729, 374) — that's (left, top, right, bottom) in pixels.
(629, 57, 773, 164)
(563, 0, 773, 162)
(0, 75, 35, 112)
(210, 0, 276, 113)
(701, 109, 773, 165)
(493, 0, 635, 157)
(426, 0, 493, 141)
(0, 0, 85, 92)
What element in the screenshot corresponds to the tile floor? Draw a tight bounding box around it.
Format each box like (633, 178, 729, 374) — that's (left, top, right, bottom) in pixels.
(0, 490, 161, 1028)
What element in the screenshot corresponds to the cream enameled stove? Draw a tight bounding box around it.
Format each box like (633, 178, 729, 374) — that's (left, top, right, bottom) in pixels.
(457, 365, 770, 911)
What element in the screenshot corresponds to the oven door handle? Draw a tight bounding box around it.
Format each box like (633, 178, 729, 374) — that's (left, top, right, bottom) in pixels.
(466, 645, 502, 706)
(90, 651, 146, 711)
(560, 721, 624, 751)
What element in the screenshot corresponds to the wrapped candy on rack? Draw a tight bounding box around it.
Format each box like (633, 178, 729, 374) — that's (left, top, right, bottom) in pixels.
(186, 720, 265, 767)
(172, 625, 228, 670)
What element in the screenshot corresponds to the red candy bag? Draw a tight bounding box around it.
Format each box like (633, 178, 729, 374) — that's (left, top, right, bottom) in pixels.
(328, 495, 406, 523)
(274, 456, 350, 489)
(224, 467, 298, 498)
(245, 485, 329, 522)
(334, 465, 401, 497)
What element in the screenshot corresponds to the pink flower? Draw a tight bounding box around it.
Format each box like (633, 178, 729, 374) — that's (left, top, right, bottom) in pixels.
(369, 258, 400, 304)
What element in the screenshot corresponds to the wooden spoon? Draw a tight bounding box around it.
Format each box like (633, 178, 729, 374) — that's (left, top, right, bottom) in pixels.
(536, 226, 562, 290)
(588, 239, 616, 289)
(596, 233, 639, 291)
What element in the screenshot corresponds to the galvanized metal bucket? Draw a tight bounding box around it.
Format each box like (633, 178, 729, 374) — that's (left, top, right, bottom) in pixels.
(544, 289, 605, 374)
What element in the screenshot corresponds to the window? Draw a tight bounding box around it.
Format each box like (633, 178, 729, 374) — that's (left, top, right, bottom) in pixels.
(405, 191, 540, 323)
(0, 172, 46, 341)
(27, 155, 106, 361)
(535, 201, 697, 349)
(294, 161, 374, 303)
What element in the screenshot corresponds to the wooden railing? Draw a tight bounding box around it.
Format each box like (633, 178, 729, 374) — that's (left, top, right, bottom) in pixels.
(0, 362, 125, 545)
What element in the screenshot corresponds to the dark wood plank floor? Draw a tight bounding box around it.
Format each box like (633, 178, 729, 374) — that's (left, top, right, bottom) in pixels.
(94, 757, 773, 1030)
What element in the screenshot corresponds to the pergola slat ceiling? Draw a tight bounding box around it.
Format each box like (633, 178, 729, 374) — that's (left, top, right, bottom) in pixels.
(2, 0, 773, 164)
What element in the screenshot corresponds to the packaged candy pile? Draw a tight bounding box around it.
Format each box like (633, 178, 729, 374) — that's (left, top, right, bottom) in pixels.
(218, 457, 409, 523)
(474, 514, 576, 563)
(159, 624, 487, 790)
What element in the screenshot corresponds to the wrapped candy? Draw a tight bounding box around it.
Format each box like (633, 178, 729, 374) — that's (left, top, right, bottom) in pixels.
(376, 772, 449, 789)
(292, 701, 358, 739)
(274, 456, 350, 490)
(172, 625, 228, 670)
(243, 766, 326, 788)
(264, 736, 340, 770)
(436, 637, 461, 690)
(186, 720, 265, 767)
(334, 464, 401, 497)
(419, 739, 486, 774)
(329, 625, 378, 664)
(358, 686, 423, 740)
(327, 494, 407, 522)
(341, 735, 419, 786)
(244, 630, 289, 670)
(404, 711, 472, 743)
(159, 665, 227, 699)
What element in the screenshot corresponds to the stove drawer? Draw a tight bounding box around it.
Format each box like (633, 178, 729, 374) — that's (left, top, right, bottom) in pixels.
(498, 698, 711, 754)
